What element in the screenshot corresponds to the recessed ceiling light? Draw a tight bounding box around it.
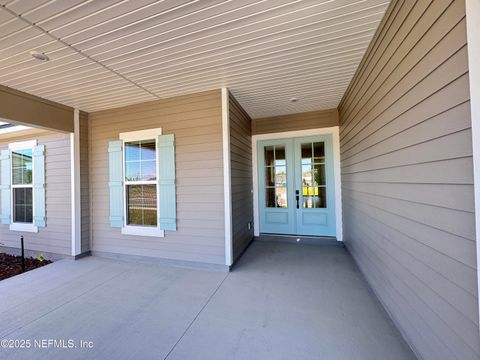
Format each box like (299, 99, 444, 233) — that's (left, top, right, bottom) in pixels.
(30, 51, 49, 62)
(290, 97, 299, 103)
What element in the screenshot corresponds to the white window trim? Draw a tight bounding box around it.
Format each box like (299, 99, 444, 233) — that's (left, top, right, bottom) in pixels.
(9, 140, 37, 151)
(120, 128, 164, 238)
(8, 139, 38, 233)
(10, 223, 37, 233)
(119, 128, 163, 142)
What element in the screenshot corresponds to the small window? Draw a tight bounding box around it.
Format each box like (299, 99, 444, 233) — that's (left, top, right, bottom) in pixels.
(124, 140, 157, 227)
(11, 149, 33, 223)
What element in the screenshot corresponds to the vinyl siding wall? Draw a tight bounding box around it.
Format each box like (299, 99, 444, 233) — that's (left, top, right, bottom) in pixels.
(338, 1, 478, 359)
(229, 92, 254, 261)
(252, 109, 338, 135)
(88, 90, 225, 265)
(0, 129, 71, 256)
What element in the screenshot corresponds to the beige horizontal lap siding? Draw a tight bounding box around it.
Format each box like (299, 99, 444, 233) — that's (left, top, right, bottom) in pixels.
(338, 1, 479, 359)
(0, 129, 71, 255)
(88, 90, 225, 265)
(80, 111, 90, 254)
(229, 92, 254, 261)
(252, 108, 338, 135)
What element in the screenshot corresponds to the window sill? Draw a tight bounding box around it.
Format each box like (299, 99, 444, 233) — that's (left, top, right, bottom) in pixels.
(121, 226, 164, 238)
(9, 223, 38, 233)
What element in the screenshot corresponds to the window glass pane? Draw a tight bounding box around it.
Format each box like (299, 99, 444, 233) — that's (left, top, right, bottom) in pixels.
(125, 140, 156, 182)
(12, 149, 32, 185)
(141, 160, 157, 181)
(264, 146, 274, 167)
(125, 141, 140, 162)
(125, 161, 140, 181)
(126, 185, 157, 226)
(141, 140, 156, 161)
(13, 188, 33, 223)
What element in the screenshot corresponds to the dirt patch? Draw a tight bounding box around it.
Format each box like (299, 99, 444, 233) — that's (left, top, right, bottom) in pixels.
(0, 253, 52, 281)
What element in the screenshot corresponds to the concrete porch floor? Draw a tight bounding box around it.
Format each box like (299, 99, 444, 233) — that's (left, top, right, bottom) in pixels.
(0, 241, 415, 360)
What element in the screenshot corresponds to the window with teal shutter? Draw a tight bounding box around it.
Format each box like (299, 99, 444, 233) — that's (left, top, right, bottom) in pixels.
(110, 129, 177, 236)
(2, 140, 45, 232)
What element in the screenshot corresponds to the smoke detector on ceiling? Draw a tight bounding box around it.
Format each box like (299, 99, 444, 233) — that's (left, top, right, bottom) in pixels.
(30, 51, 49, 62)
(290, 97, 299, 103)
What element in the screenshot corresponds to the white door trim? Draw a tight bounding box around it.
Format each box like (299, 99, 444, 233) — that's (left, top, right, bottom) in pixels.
(466, 0, 480, 331)
(252, 127, 343, 240)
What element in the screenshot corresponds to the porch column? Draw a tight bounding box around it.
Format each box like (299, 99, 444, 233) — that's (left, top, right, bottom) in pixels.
(221, 87, 233, 266)
(71, 109, 81, 256)
(466, 0, 480, 332)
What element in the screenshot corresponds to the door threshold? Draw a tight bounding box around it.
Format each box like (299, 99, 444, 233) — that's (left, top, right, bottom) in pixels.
(255, 234, 342, 246)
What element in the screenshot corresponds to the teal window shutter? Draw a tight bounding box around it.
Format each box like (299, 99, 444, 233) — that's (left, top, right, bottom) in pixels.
(108, 140, 124, 227)
(32, 145, 46, 227)
(0, 149, 10, 225)
(157, 134, 176, 231)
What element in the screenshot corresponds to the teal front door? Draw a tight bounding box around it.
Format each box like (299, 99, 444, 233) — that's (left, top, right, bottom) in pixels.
(258, 135, 336, 237)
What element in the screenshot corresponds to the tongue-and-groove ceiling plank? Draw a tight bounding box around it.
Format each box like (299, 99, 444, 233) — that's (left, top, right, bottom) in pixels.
(0, 0, 389, 117)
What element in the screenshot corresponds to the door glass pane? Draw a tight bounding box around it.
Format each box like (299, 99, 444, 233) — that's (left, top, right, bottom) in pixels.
(264, 146, 274, 167)
(303, 196, 314, 209)
(275, 146, 286, 166)
(13, 188, 33, 223)
(265, 187, 275, 208)
(313, 164, 326, 186)
(126, 185, 157, 226)
(275, 187, 287, 208)
(12, 149, 33, 185)
(265, 167, 274, 186)
(302, 165, 312, 187)
(314, 187, 327, 208)
(264, 144, 288, 208)
(313, 142, 325, 163)
(275, 166, 286, 186)
(301, 143, 312, 164)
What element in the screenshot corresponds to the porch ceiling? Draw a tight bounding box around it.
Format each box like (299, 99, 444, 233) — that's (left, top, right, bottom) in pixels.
(0, 0, 389, 118)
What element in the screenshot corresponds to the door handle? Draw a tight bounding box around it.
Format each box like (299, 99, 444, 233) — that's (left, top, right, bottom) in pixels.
(296, 190, 300, 209)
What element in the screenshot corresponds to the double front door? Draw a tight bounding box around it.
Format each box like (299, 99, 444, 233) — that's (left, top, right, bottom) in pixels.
(258, 135, 336, 237)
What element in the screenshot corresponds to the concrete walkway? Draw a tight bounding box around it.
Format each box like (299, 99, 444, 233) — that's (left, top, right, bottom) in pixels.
(0, 241, 416, 360)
